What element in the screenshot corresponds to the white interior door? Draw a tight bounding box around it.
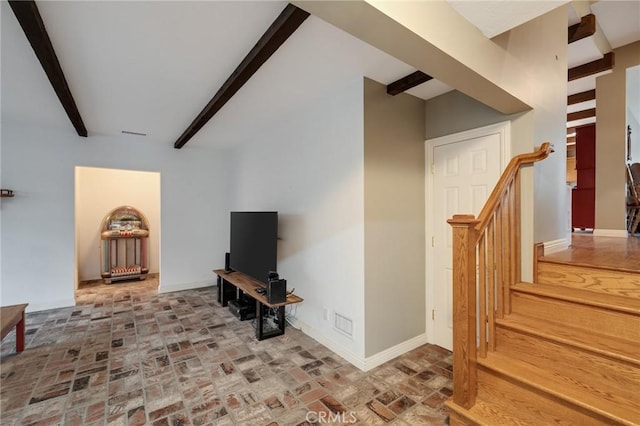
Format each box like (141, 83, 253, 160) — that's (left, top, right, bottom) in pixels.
(428, 125, 506, 351)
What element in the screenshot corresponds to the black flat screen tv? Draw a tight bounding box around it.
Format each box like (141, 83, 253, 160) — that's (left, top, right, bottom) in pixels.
(229, 211, 278, 283)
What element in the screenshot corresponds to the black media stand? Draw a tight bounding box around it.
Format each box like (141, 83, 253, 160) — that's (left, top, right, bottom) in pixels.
(213, 269, 303, 340)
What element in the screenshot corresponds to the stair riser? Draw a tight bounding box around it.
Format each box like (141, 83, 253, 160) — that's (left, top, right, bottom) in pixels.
(510, 292, 640, 341)
(476, 367, 612, 425)
(495, 326, 640, 403)
(537, 262, 640, 299)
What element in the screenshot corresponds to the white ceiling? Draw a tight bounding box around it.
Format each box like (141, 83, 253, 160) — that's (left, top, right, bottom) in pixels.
(591, 0, 640, 49)
(2, 1, 639, 148)
(1, 1, 416, 148)
(447, 0, 568, 38)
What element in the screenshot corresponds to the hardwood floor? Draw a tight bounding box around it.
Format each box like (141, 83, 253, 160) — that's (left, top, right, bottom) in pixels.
(541, 234, 640, 273)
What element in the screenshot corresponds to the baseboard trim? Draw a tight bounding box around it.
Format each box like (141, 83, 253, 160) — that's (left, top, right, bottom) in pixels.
(158, 280, 215, 294)
(543, 238, 570, 254)
(362, 333, 429, 371)
(593, 229, 628, 237)
(288, 318, 366, 370)
(288, 318, 428, 372)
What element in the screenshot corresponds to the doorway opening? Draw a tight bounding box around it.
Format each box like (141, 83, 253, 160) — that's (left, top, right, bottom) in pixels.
(74, 167, 161, 302)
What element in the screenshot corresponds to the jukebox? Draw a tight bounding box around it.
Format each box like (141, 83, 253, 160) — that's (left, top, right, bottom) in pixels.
(100, 206, 149, 283)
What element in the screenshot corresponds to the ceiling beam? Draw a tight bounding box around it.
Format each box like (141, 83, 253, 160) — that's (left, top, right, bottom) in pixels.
(567, 108, 596, 122)
(568, 52, 614, 81)
(568, 89, 596, 105)
(568, 14, 596, 44)
(8, 0, 87, 137)
(386, 71, 433, 95)
(174, 3, 309, 149)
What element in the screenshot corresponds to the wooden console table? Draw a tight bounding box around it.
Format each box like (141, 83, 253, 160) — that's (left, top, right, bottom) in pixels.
(1, 303, 28, 353)
(213, 269, 303, 340)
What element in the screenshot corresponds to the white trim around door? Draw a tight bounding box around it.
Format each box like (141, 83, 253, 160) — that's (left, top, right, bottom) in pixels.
(425, 121, 511, 349)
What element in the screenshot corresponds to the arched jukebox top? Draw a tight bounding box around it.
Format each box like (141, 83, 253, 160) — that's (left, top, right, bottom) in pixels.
(101, 206, 149, 239)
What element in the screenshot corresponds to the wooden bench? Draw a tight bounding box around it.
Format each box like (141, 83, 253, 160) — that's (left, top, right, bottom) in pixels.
(1, 303, 28, 352)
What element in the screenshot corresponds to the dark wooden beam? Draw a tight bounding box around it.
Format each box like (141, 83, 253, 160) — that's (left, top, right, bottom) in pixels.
(567, 127, 576, 136)
(567, 108, 596, 122)
(386, 71, 433, 95)
(9, 0, 87, 137)
(568, 52, 614, 81)
(568, 89, 596, 105)
(174, 4, 309, 149)
(568, 14, 596, 44)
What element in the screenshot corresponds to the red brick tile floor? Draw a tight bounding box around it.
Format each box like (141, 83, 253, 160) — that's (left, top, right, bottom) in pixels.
(0, 277, 451, 425)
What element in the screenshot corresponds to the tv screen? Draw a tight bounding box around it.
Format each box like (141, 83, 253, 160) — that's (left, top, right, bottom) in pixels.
(229, 211, 278, 283)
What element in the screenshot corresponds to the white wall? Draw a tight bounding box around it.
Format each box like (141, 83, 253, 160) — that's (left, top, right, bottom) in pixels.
(492, 6, 569, 251)
(630, 113, 640, 163)
(1, 123, 231, 311)
(363, 78, 426, 357)
(627, 65, 640, 162)
(424, 8, 568, 279)
(230, 78, 366, 361)
(75, 167, 160, 282)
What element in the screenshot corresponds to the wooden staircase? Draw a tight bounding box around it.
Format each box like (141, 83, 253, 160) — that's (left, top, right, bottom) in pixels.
(444, 144, 640, 425)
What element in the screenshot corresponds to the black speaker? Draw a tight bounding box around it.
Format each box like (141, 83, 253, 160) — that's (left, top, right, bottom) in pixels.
(225, 252, 231, 271)
(267, 279, 286, 304)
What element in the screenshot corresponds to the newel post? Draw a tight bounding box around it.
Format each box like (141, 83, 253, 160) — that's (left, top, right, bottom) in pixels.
(447, 214, 479, 409)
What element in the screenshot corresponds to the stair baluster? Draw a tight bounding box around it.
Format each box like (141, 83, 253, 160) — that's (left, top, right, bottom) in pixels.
(447, 143, 553, 411)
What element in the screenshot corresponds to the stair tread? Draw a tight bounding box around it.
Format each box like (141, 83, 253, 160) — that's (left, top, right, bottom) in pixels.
(536, 260, 640, 299)
(538, 256, 640, 274)
(446, 398, 547, 426)
(447, 364, 623, 426)
(447, 384, 608, 426)
(479, 351, 640, 425)
(512, 282, 640, 314)
(497, 313, 640, 366)
(494, 321, 640, 405)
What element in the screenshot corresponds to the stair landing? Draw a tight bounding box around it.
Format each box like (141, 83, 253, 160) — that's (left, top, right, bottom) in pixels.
(540, 234, 640, 273)
(537, 234, 640, 298)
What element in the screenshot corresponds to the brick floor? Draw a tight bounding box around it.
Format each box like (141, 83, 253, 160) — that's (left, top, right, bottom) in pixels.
(0, 277, 451, 425)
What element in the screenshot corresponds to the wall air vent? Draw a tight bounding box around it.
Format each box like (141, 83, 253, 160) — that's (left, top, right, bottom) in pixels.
(333, 312, 354, 339)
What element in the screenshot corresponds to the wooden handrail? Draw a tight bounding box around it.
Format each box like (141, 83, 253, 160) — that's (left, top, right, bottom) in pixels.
(447, 142, 553, 410)
(474, 143, 553, 236)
